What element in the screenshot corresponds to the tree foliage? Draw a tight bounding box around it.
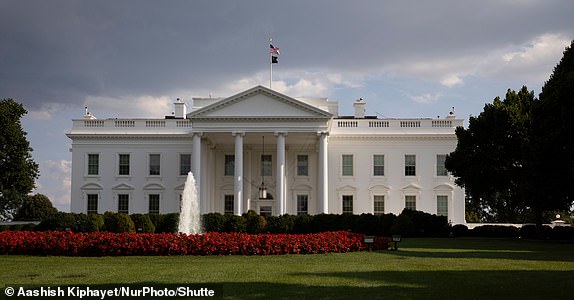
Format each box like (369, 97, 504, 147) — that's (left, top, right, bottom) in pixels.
(0, 99, 39, 221)
(446, 41, 574, 224)
(14, 194, 58, 221)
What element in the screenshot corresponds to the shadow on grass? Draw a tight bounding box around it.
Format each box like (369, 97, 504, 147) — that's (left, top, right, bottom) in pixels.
(378, 238, 574, 262)
(4, 269, 574, 300)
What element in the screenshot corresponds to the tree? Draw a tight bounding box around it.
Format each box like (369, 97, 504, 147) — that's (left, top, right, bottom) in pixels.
(445, 87, 536, 222)
(0, 99, 39, 221)
(14, 194, 58, 221)
(529, 40, 574, 225)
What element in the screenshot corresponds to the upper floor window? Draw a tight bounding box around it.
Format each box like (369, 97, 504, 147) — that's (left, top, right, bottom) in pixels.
(180, 154, 191, 176)
(436, 154, 448, 176)
(224, 155, 235, 176)
(342, 154, 353, 176)
(87, 154, 99, 176)
(405, 154, 416, 176)
(149, 154, 160, 176)
(373, 155, 385, 176)
(118, 154, 130, 176)
(261, 155, 272, 177)
(297, 155, 309, 176)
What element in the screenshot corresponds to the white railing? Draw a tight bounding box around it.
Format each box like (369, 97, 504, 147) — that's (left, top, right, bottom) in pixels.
(75, 119, 192, 129)
(334, 118, 463, 131)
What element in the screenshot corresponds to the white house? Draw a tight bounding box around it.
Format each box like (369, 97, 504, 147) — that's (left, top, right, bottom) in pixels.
(67, 85, 466, 224)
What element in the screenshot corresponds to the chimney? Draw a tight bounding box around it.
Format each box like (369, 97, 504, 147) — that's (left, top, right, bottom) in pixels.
(353, 98, 366, 119)
(174, 98, 187, 119)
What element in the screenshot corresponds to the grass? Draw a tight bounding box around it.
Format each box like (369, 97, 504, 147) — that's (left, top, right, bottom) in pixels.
(1, 237, 573, 299)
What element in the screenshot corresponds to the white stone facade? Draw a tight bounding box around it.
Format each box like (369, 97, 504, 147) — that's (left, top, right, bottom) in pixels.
(67, 86, 466, 224)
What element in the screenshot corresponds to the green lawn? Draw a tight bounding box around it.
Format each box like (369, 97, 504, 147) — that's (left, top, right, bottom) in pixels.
(1, 238, 573, 299)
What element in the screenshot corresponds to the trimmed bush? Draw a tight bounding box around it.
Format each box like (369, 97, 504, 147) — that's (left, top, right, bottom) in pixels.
(154, 213, 179, 233)
(223, 214, 246, 232)
(244, 210, 266, 234)
(390, 214, 415, 236)
(452, 224, 469, 237)
(203, 212, 226, 232)
(266, 215, 296, 233)
(103, 212, 135, 233)
(550, 226, 574, 240)
(470, 225, 519, 238)
(130, 214, 156, 233)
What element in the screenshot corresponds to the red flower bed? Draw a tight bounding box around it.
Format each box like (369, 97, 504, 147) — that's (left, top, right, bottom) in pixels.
(0, 231, 390, 256)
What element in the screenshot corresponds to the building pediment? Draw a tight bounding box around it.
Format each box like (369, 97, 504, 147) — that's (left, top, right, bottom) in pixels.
(188, 86, 332, 120)
(81, 182, 103, 190)
(401, 183, 423, 191)
(433, 183, 454, 191)
(143, 183, 165, 190)
(112, 183, 135, 190)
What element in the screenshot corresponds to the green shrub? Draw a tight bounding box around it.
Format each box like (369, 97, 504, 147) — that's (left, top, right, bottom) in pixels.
(293, 214, 313, 233)
(103, 212, 135, 233)
(36, 212, 76, 231)
(244, 210, 266, 234)
(550, 226, 574, 240)
(470, 225, 519, 238)
(130, 214, 156, 233)
(202, 212, 226, 232)
(223, 214, 246, 232)
(452, 224, 469, 237)
(155, 213, 179, 233)
(266, 215, 296, 233)
(390, 214, 415, 236)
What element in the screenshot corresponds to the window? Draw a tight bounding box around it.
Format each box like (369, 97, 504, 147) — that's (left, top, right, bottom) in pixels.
(374, 195, 385, 215)
(437, 195, 448, 217)
(87, 154, 99, 175)
(148, 194, 160, 214)
(436, 154, 447, 176)
(405, 154, 416, 176)
(342, 155, 353, 176)
(342, 195, 353, 214)
(87, 194, 98, 214)
(373, 155, 385, 176)
(261, 155, 272, 177)
(224, 155, 235, 176)
(297, 155, 309, 176)
(180, 154, 191, 176)
(297, 194, 308, 215)
(260, 206, 272, 217)
(149, 154, 160, 176)
(405, 195, 417, 210)
(224, 195, 234, 215)
(118, 154, 130, 176)
(118, 194, 129, 214)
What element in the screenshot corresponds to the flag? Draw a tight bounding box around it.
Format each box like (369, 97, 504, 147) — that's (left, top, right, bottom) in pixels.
(270, 44, 279, 64)
(270, 44, 280, 55)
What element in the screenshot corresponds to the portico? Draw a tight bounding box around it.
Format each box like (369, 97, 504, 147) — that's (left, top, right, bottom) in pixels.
(187, 86, 332, 216)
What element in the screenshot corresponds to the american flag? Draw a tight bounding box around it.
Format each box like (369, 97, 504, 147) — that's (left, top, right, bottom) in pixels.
(270, 44, 280, 55)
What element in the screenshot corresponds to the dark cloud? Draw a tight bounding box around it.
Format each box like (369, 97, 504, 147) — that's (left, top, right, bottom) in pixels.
(1, 0, 573, 110)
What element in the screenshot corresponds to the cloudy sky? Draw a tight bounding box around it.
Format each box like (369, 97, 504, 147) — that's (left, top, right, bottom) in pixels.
(1, 0, 573, 211)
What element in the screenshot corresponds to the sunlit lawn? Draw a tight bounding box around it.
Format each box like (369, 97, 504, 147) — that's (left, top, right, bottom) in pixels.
(1, 238, 573, 299)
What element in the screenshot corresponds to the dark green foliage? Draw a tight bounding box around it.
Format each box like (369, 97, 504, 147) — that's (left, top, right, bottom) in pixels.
(14, 194, 58, 221)
(390, 214, 415, 236)
(223, 214, 246, 232)
(244, 210, 266, 234)
(202, 212, 226, 232)
(469, 225, 519, 238)
(451, 224, 469, 237)
(154, 213, 180, 233)
(550, 226, 574, 240)
(293, 213, 313, 233)
(103, 212, 135, 233)
(130, 214, 155, 233)
(0, 99, 40, 221)
(36, 212, 77, 231)
(265, 215, 296, 233)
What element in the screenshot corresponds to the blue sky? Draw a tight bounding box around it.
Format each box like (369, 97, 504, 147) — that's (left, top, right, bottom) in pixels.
(1, 0, 573, 211)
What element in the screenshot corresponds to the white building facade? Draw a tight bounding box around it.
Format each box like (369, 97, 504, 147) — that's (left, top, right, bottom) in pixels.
(67, 86, 466, 224)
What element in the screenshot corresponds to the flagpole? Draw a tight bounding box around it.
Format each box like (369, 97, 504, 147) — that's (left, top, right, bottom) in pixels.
(269, 37, 273, 89)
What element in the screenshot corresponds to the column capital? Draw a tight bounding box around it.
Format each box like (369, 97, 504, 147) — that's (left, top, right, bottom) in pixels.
(191, 132, 204, 138)
(232, 131, 245, 137)
(274, 131, 288, 137)
(317, 131, 329, 137)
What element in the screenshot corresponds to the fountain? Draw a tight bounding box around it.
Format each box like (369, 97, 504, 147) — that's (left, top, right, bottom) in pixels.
(178, 172, 202, 234)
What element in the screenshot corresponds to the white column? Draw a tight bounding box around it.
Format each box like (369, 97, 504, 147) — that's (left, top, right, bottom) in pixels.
(318, 132, 329, 214)
(233, 132, 244, 215)
(192, 132, 202, 213)
(275, 132, 287, 215)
